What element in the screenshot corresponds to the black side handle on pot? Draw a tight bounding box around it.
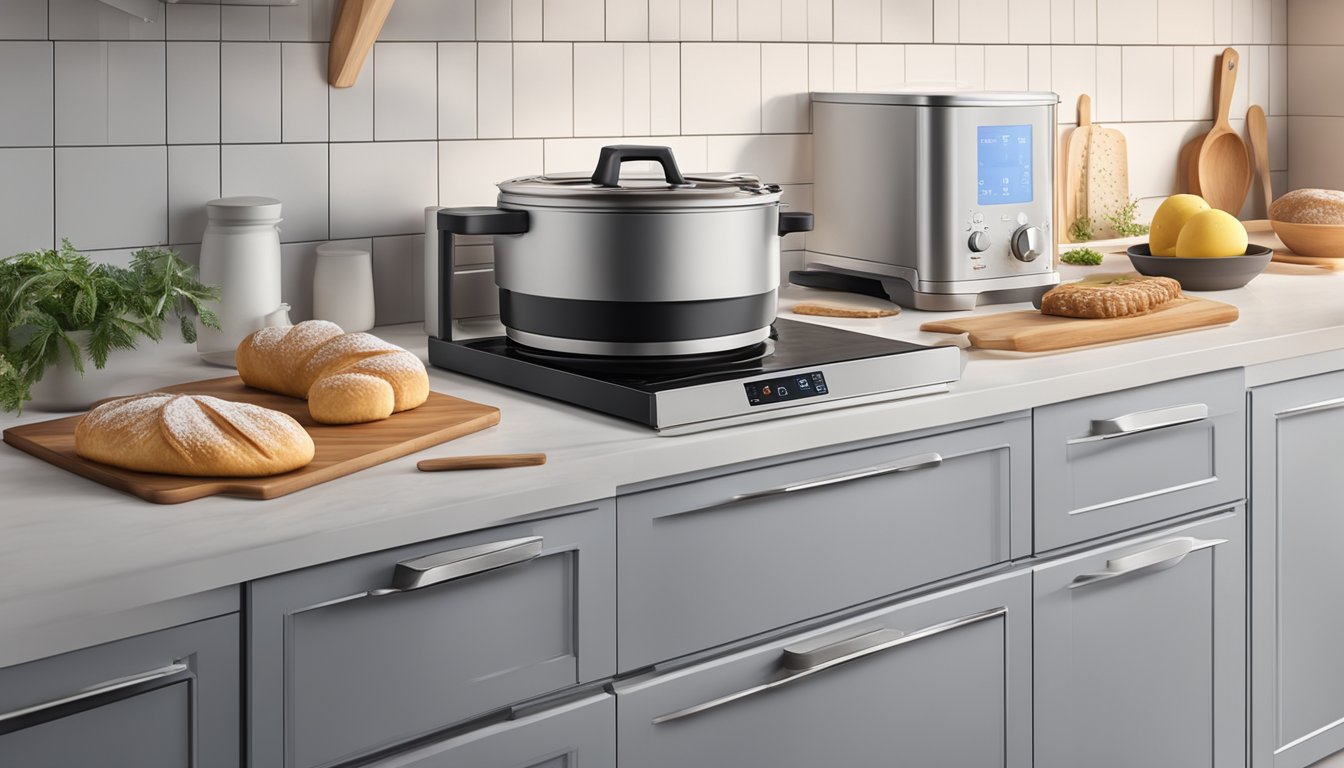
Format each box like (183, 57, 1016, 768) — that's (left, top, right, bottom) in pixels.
(779, 212, 814, 237)
(436, 207, 530, 341)
(591, 145, 691, 188)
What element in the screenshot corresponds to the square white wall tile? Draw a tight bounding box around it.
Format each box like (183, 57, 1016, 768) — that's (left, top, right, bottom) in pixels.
(478, 0, 512, 40)
(713, 0, 738, 40)
(1158, 0, 1213, 44)
(1120, 120, 1205, 197)
(808, 43, 834, 89)
(1121, 46, 1174, 122)
(808, 0, 833, 40)
(834, 0, 880, 42)
(380, 0, 474, 40)
(1213, 0, 1232, 43)
(514, 43, 573, 137)
(439, 43, 477, 139)
(271, 0, 335, 42)
(1051, 46, 1095, 124)
(574, 43, 624, 136)
(56, 146, 166, 250)
(0, 149, 53, 255)
(543, 135, 707, 172)
(167, 144, 220, 244)
(650, 0, 680, 39)
(882, 0, 933, 42)
(1050, 0, 1072, 42)
(983, 45, 1027, 90)
(279, 241, 318, 322)
(545, 0, 606, 39)
(905, 43, 955, 82)
(221, 143, 328, 243)
(834, 43, 857, 88)
(372, 235, 426, 325)
(220, 6, 269, 40)
(50, 0, 157, 40)
(1094, 44, 1122, 121)
(1074, 0, 1096, 43)
(1247, 44, 1269, 112)
(609, 0, 650, 39)
(331, 141, 438, 238)
(221, 42, 281, 143)
(1268, 44, 1285, 116)
(650, 43, 681, 133)
(330, 55, 374, 141)
(1287, 45, 1344, 117)
(0, 42, 52, 147)
(1172, 45, 1196, 120)
(166, 42, 220, 144)
(707, 133, 810, 183)
(1026, 43, 1049, 90)
(681, 42, 761, 133)
(282, 43, 329, 143)
(624, 43, 652, 134)
(1270, 0, 1284, 44)
(856, 43, 904, 88)
(54, 42, 108, 146)
(1266, 113, 1285, 171)
(962, 0, 1008, 43)
(374, 43, 437, 140)
(740, 0, 783, 40)
(1097, 0, 1155, 44)
(1231, 0, 1251, 43)
(956, 44, 984, 88)
(439, 139, 544, 205)
(1252, 0, 1269, 43)
(1008, 0, 1048, 43)
(761, 43, 808, 132)
(682, 0, 713, 39)
(107, 42, 166, 145)
(478, 42, 514, 138)
(933, 0, 958, 42)
(0, 0, 48, 39)
(514, 0, 543, 39)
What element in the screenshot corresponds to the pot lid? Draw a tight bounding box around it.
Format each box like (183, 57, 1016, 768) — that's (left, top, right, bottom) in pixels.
(496, 145, 783, 208)
(811, 89, 1059, 107)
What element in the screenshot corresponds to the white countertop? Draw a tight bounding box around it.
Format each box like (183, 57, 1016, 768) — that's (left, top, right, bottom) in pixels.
(4, 245, 1344, 665)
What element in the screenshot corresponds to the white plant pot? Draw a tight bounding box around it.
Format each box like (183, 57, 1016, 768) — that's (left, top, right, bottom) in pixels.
(26, 331, 126, 412)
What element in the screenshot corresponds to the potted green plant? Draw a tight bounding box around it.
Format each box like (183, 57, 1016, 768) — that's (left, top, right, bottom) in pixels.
(0, 241, 220, 413)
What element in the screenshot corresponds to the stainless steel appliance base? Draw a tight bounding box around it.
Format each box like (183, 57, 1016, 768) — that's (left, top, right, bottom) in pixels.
(882, 280, 1056, 312)
(798, 260, 1059, 311)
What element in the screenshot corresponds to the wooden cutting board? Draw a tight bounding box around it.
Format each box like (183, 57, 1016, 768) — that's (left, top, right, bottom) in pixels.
(2, 377, 500, 504)
(1060, 94, 1130, 242)
(920, 296, 1239, 352)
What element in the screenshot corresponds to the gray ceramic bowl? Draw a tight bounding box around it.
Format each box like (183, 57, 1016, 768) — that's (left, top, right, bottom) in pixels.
(1126, 244, 1273, 290)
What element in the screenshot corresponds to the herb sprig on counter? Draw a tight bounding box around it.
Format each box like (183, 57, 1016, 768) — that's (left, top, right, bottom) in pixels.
(0, 241, 220, 412)
(1061, 247, 1105, 266)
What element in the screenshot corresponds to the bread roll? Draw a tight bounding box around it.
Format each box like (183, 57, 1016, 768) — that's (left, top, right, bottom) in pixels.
(75, 393, 315, 477)
(236, 321, 429, 425)
(1270, 189, 1344, 225)
(1040, 274, 1181, 318)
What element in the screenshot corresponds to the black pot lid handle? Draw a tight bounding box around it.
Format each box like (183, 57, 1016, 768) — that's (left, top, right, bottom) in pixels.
(591, 145, 693, 189)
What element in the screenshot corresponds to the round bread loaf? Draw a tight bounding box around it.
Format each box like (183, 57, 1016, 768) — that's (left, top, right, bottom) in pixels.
(74, 393, 315, 476)
(236, 321, 429, 425)
(1270, 189, 1344, 225)
(1040, 274, 1182, 318)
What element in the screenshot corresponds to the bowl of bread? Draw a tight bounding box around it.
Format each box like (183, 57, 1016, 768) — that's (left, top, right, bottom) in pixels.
(1269, 188, 1344, 258)
(1124, 194, 1271, 290)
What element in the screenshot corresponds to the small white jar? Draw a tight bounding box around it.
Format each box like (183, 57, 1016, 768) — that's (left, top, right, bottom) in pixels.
(313, 243, 376, 332)
(196, 196, 283, 367)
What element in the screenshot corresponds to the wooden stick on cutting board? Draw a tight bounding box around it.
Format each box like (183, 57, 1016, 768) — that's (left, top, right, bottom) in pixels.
(418, 453, 548, 471)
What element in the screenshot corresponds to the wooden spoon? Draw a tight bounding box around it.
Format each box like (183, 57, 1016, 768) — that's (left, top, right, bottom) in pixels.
(417, 453, 547, 471)
(1247, 105, 1273, 215)
(1196, 48, 1253, 214)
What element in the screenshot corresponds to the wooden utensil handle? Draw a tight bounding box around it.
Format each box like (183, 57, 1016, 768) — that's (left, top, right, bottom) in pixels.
(417, 453, 548, 471)
(1077, 93, 1092, 127)
(1214, 47, 1239, 127)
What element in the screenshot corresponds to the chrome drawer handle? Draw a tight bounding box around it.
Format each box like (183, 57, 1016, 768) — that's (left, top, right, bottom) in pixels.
(296, 536, 544, 612)
(1068, 536, 1226, 589)
(729, 452, 944, 506)
(651, 607, 1005, 725)
(1067, 403, 1208, 445)
(0, 663, 189, 726)
(1278, 396, 1344, 418)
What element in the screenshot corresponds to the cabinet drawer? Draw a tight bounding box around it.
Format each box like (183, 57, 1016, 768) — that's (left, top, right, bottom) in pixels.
(0, 614, 239, 768)
(1033, 369, 1244, 551)
(365, 692, 614, 768)
(614, 569, 1031, 768)
(247, 501, 615, 768)
(617, 417, 1028, 671)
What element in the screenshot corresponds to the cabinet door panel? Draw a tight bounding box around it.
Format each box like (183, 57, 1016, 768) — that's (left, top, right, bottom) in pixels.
(1251, 372, 1344, 768)
(0, 684, 190, 768)
(1034, 511, 1244, 768)
(615, 570, 1031, 768)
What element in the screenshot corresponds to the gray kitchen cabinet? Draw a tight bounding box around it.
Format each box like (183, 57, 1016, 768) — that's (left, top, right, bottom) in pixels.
(1033, 510, 1245, 768)
(617, 415, 1029, 671)
(1033, 368, 1245, 551)
(1250, 371, 1344, 768)
(613, 568, 1032, 768)
(363, 692, 614, 768)
(0, 613, 240, 768)
(247, 499, 615, 768)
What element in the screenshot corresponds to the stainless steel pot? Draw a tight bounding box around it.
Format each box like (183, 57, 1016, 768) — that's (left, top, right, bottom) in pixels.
(439, 145, 813, 356)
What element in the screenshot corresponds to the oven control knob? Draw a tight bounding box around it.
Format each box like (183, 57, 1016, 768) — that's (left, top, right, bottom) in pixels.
(1011, 225, 1046, 262)
(968, 231, 991, 252)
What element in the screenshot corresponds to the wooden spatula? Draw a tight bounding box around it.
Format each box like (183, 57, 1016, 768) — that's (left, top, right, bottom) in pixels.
(1247, 105, 1273, 215)
(1196, 48, 1253, 214)
(417, 453, 548, 471)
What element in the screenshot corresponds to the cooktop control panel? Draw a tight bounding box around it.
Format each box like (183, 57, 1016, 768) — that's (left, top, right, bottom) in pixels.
(745, 371, 829, 407)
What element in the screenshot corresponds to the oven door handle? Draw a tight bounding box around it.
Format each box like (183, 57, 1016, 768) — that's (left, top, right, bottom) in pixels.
(651, 607, 1005, 725)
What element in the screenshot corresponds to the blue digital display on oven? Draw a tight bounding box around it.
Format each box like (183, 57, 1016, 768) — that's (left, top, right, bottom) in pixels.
(977, 124, 1033, 205)
(744, 372, 828, 407)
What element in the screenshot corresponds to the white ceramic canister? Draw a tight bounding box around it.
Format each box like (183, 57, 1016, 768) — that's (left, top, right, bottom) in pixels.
(313, 243, 375, 332)
(196, 196, 283, 367)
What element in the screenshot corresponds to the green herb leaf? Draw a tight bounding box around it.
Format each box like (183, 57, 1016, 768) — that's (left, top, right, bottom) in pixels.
(1061, 247, 1105, 266)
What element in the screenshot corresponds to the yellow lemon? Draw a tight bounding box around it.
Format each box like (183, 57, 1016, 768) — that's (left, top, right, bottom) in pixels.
(1149, 194, 1211, 256)
(1174, 209, 1249, 258)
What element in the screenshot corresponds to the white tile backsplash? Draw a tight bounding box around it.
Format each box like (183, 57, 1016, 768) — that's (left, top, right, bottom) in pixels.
(650, 0, 680, 39)
(623, 43, 652, 134)
(282, 43, 329, 143)
(330, 141, 438, 238)
(0, 0, 48, 39)
(514, 0, 543, 39)
(961, 0, 1008, 44)
(373, 43, 438, 141)
(220, 6, 269, 41)
(761, 43, 808, 133)
(983, 45, 1027, 90)
(54, 42, 108, 145)
(681, 0, 713, 39)
(904, 43, 955, 83)
(740, 0, 783, 41)
(439, 139, 544, 205)
(834, 0, 881, 43)
(439, 43, 477, 139)
(221, 42, 281, 142)
(681, 42, 761, 134)
(167, 144, 219, 244)
(381, 0, 474, 41)
(1158, 0, 1214, 45)
(0, 42, 53, 147)
(372, 234, 426, 325)
(166, 42, 220, 144)
(854, 43, 903, 88)
(1098, 0, 1156, 44)
(513, 43, 573, 137)
(712, 0, 738, 40)
(1121, 46, 1175, 122)
(0, 148, 54, 254)
(882, 0, 933, 43)
(477, 42, 514, 138)
(107, 42, 165, 144)
(649, 43, 681, 133)
(574, 43, 624, 136)
(609, 1, 651, 40)
(545, 0, 605, 40)
(221, 143, 329, 243)
(330, 52, 374, 141)
(478, 0, 511, 40)
(56, 145, 166, 250)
